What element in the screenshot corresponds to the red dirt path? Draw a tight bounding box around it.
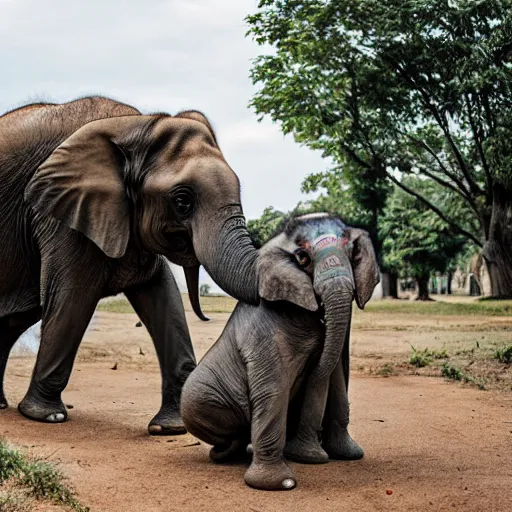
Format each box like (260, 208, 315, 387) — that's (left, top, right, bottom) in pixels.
(2, 312, 511, 511)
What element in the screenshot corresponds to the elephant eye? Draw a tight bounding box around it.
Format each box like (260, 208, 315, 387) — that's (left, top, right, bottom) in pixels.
(172, 191, 194, 217)
(294, 249, 311, 268)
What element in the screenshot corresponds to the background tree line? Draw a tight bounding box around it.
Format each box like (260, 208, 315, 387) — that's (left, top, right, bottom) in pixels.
(245, 0, 512, 299)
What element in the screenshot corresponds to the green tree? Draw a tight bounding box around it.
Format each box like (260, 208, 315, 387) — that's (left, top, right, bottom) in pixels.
(247, 207, 286, 247)
(199, 284, 211, 297)
(247, 0, 512, 297)
(380, 179, 468, 300)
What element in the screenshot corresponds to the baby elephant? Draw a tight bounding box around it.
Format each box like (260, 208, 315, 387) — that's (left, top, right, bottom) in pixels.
(181, 213, 379, 490)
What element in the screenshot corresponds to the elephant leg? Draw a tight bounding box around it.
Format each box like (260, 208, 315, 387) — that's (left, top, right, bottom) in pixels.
(243, 360, 296, 490)
(284, 377, 330, 464)
(210, 435, 252, 463)
(0, 308, 42, 409)
(18, 286, 100, 423)
(322, 332, 364, 460)
(0, 331, 18, 409)
(124, 262, 196, 436)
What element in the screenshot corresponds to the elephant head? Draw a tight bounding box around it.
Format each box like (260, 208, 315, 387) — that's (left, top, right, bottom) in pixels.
(24, 111, 259, 316)
(258, 213, 379, 381)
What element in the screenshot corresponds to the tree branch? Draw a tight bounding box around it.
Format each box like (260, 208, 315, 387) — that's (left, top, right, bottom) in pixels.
(340, 142, 373, 171)
(414, 164, 479, 217)
(382, 54, 482, 197)
(401, 131, 474, 199)
(385, 171, 483, 247)
(464, 92, 493, 193)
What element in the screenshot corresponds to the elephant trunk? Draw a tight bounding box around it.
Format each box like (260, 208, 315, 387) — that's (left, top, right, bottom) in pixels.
(193, 209, 259, 305)
(311, 279, 354, 383)
(183, 265, 209, 322)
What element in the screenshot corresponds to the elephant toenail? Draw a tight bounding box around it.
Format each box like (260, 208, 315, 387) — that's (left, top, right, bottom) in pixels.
(282, 478, 296, 489)
(47, 413, 65, 422)
(246, 444, 254, 455)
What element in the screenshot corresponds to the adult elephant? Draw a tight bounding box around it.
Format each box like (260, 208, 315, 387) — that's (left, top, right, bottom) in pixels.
(0, 96, 258, 434)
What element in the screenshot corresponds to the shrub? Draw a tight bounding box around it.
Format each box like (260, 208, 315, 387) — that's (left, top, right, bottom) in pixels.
(494, 345, 512, 364)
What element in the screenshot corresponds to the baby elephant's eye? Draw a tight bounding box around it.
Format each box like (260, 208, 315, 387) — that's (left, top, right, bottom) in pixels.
(294, 249, 311, 268)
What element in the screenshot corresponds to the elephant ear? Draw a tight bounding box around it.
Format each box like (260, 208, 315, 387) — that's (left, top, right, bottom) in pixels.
(346, 228, 380, 310)
(25, 116, 153, 258)
(258, 234, 318, 312)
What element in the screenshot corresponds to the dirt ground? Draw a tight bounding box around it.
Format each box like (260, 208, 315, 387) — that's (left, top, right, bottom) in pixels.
(2, 305, 512, 512)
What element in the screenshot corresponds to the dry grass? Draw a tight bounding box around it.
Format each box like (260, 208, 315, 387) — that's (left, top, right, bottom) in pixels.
(97, 294, 237, 314)
(0, 440, 88, 512)
(98, 294, 512, 316)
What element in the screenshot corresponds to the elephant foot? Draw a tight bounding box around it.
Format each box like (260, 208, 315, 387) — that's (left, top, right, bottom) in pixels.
(284, 436, 329, 464)
(18, 395, 67, 423)
(0, 391, 8, 410)
(148, 407, 187, 436)
(209, 439, 251, 463)
(244, 459, 296, 491)
(323, 428, 364, 460)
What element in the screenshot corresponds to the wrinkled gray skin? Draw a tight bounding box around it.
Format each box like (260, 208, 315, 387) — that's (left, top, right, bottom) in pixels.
(0, 97, 259, 433)
(181, 213, 380, 490)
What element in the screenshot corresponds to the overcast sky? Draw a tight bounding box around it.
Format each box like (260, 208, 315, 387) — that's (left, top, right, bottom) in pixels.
(1, 0, 329, 293)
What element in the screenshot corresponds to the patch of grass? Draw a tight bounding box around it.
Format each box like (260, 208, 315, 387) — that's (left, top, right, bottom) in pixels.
(97, 298, 135, 314)
(441, 362, 464, 381)
(494, 345, 512, 364)
(408, 344, 449, 367)
(97, 294, 238, 315)
(0, 440, 88, 511)
(97, 295, 512, 317)
(0, 490, 30, 512)
(376, 363, 395, 376)
(441, 363, 486, 390)
(409, 350, 432, 368)
(363, 299, 512, 317)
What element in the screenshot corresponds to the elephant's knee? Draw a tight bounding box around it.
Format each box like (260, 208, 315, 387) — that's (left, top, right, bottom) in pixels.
(181, 384, 237, 446)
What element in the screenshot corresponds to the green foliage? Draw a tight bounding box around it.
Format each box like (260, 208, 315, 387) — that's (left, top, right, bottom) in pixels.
(247, 204, 319, 247)
(199, 284, 211, 297)
(494, 345, 512, 364)
(379, 179, 468, 279)
(247, 206, 286, 247)
(440, 363, 486, 389)
(441, 363, 464, 381)
(247, 0, 512, 296)
(409, 344, 449, 367)
(363, 299, 512, 316)
(0, 440, 88, 511)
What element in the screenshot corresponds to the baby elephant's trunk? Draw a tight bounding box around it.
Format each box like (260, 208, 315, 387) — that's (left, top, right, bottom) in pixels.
(311, 277, 354, 383)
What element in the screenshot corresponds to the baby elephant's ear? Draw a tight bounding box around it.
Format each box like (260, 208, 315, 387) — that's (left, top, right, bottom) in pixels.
(258, 235, 318, 312)
(346, 228, 380, 310)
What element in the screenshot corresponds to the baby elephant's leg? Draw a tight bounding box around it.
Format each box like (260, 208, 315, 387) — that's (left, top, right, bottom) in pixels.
(322, 356, 363, 460)
(209, 436, 251, 463)
(181, 378, 247, 462)
(284, 377, 330, 464)
(244, 360, 296, 490)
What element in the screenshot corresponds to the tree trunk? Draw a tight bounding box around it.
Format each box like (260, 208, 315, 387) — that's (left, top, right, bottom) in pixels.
(446, 271, 452, 295)
(415, 275, 431, 301)
(470, 275, 481, 296)
(485, 256, 512, 298)
(482, 185, 512, 298)
(381, 272, 398, 299)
